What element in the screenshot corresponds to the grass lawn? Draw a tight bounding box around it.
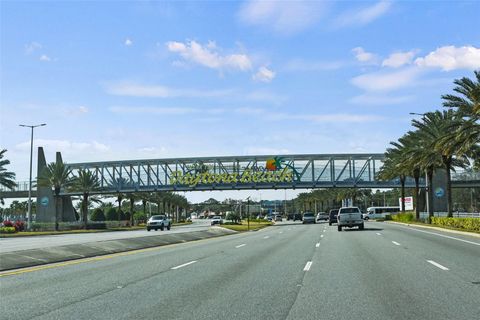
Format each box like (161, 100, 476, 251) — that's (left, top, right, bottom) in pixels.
(220, 220, 273, 232)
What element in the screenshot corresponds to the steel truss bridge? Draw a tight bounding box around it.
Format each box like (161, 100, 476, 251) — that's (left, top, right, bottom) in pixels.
(1, 153, 479, 198)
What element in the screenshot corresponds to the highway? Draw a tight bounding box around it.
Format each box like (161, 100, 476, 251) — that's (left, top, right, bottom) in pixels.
(1, 221, 479, 320)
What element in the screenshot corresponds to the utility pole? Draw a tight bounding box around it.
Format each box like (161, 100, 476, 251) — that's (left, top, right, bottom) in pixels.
(246, 196, 250, 231)
(19, 123, 46, 231)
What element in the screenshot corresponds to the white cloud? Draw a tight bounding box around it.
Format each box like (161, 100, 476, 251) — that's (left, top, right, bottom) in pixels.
(166, 40, 252, 71)
(283, 59, 346, 72)
(125, 38, 133, 46)
(252, 66, 276, 82)
(244, 147, 290, 155)
(105, 82, 235, 98)
(352, 47, 379, 64)
(109, 106, 199, 115)
(25, 42, 42, 54)
(335, 1, 392, 27)
(234, 107, 266, 115)
(109, 106, 225, 116)
(245, 90, 288, 105)
(415, 45, 480, 71)
(16, 139, 110, 155)
(382, 50, 418, 68)
(351, 67, 421, 92)
(350, 94, 414, 105)
(238, 0, 327, 34)
(266, 112, 384, 123)
(39, 54, 51, 62)
(65, 106, 89, 115)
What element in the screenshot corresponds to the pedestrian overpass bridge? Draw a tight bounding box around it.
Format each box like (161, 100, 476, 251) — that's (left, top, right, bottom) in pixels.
(2, 153, 479, 199)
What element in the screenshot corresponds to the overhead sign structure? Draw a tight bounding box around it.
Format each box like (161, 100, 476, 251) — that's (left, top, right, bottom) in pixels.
(64, 153, 396, 195)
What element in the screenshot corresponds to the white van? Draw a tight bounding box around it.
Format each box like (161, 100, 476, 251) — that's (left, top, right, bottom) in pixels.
(364, 207, 400, 220)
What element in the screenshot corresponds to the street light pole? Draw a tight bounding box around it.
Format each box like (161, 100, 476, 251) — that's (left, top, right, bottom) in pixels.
(19, 123, 46, 231)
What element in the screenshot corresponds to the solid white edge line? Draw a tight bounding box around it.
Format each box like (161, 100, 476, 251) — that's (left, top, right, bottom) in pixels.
(427, 260, 449, 271)
(303, 261, 312, 271)
(392, 241, 401, 246)
(171, 260, 197, 270)
(235, 244, 246, 248)
(315, 242, 320, 248)
(393, 225, 480, 246)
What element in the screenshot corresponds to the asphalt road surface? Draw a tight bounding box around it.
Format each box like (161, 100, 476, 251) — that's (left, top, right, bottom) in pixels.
(1, 221, 479, 320)
(0, 220, 211, 253)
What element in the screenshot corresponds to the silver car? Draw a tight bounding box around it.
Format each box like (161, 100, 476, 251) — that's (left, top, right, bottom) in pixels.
(302, 212, 316, 224)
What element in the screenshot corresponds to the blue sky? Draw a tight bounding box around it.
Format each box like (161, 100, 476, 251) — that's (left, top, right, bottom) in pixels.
(1, 0, 479, 202)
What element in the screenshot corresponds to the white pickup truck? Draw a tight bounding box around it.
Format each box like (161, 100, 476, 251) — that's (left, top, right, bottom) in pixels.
(337, 207, 364, 231)
(146, 215, 172, 231)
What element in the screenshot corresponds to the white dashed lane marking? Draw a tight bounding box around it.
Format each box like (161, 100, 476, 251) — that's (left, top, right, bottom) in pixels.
(315, 243, 320, 248)
(303, 261, 313, 271)
(235, 244, 246, 248)
(392, 241, 401, 246)
(427, 260, 449, 271)
(171, 260, 197, 270)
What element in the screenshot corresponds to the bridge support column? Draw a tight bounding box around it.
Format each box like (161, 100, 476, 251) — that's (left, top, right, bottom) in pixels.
(35, 147, 76, 223)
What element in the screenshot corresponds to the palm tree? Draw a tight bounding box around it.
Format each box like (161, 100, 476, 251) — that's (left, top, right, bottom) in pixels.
(442, 70, 480, 120)
(378, 142, 409, 213)
(37, 161, 73, 231)
(71, 169, 101, 229)
(441, 70, 480, 166)
(413, 110, 470, 217)
(0, 149, 16, 191)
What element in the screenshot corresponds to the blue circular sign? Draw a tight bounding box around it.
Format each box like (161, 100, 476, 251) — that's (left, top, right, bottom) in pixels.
(40, 196, 49, 206)
(434, 187, 445, 198)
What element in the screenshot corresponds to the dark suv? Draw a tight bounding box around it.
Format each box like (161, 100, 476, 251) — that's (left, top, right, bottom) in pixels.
(328, 209, 339, 226)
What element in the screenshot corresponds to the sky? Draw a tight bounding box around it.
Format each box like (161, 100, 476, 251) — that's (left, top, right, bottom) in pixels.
(1, 0, 479, 203)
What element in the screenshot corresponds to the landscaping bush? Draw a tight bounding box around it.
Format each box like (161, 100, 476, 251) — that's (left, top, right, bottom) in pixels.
(431, 217, 480, 232)
(2, 220, 13, 227)
(226, 212, 240, 223)
(105, 207, 118, 221)
(384, 214, 392, 221)
(0, 227, 16, 234)
(133, 211, 147, 223)
(13, 220, 25, 232)
(86, 222, 107, 230)
(118, 209, 127, 220)
(391, 213, 414, 223)
(90, 208, 105, 221)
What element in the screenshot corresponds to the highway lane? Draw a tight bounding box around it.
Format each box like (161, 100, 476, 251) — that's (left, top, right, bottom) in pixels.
(0, 220, 211, 253)
(0, 221, 479, 320)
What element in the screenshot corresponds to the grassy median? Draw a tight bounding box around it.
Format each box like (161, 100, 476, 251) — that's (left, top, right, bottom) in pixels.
(219, 220, 273, 232)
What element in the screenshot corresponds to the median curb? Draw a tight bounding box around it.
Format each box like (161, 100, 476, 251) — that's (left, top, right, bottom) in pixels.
(385, 221, 480, 238)
(0, 228, 237, 272)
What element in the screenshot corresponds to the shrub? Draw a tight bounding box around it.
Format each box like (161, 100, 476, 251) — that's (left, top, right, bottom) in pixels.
(105, 207, 118, 221)
(431, 217, 480, 232)
(384, 214, 392, 221)
(118, 209, 127, 220)
(133, 211, 147, 223)
(3, 220, 13, 227)
(226, 212, 241, 223)
(91, 208, 105, 221)
(13, 220, 25, 232)
(391, 213, 414, 223)
(0, 227, 16, 234)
